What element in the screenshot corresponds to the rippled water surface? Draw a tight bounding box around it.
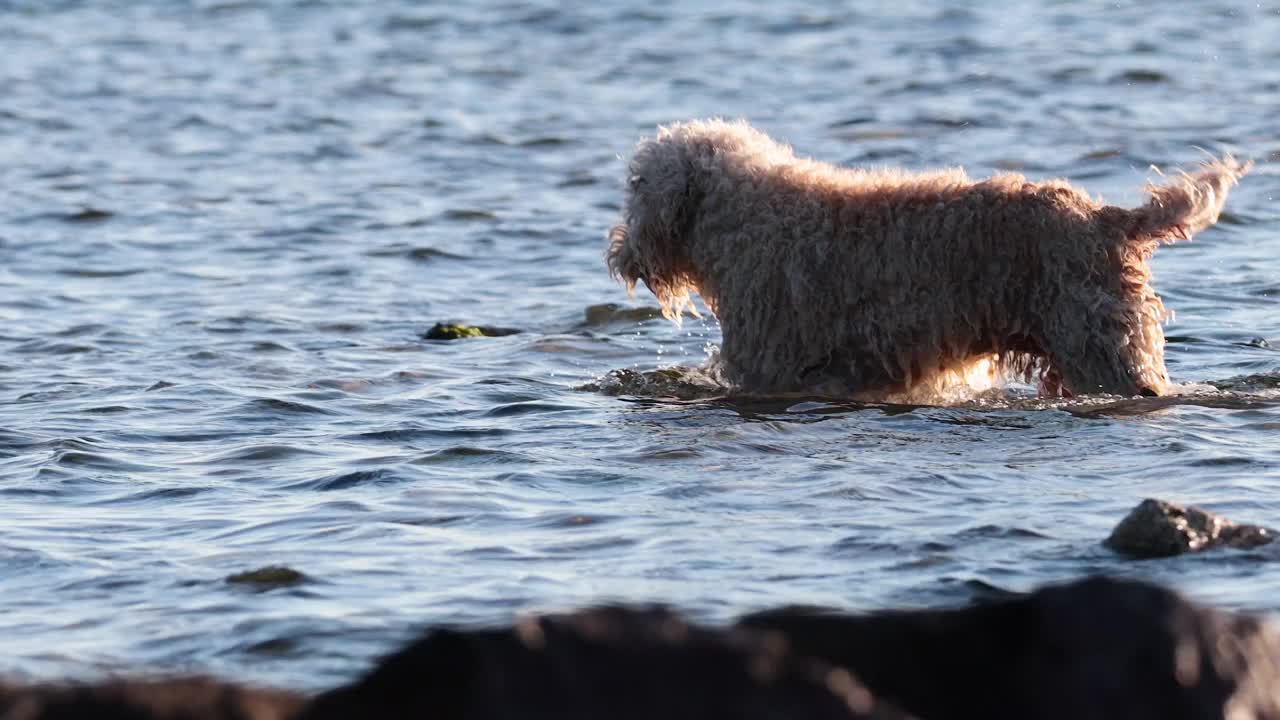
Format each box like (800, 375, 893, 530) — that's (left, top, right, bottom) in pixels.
(2, 0, 1280, 690)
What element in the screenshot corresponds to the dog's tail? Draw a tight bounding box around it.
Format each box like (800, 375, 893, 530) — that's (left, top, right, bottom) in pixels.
(1118, 155, 1251, 243)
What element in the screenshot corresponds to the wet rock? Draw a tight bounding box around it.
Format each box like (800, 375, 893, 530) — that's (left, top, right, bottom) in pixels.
(741, 576, 1280, 720)
(1105, 498, 1274, 558)
(578, 367, 724, 400)
(422, 322, 520, 340)
(303, 606, 907, 720)
(225, 565, 308, 590)
(0, 677, 303, 720)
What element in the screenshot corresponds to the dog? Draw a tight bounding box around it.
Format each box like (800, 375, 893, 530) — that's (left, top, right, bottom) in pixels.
(606, 119, 1249, 399)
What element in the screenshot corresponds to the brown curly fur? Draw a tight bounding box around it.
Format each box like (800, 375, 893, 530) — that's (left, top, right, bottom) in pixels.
(607, 119, 1250, 399)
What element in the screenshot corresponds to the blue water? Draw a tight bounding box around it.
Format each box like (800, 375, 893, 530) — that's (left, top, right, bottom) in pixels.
(1, 0, 1278, 690)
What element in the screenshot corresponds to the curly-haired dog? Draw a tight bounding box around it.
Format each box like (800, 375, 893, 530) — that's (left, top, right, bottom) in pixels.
(607, 119, 1249, 399)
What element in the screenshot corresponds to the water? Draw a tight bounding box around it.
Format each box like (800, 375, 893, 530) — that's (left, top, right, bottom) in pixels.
(1, 0, 1279, 691)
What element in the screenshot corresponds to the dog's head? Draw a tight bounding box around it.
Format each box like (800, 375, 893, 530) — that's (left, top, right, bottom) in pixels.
(606, 131, 707, 322)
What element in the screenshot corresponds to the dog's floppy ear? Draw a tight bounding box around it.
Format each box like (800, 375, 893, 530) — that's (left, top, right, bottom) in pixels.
(606, 138, 704, 322)
(672, 155, 705, 236)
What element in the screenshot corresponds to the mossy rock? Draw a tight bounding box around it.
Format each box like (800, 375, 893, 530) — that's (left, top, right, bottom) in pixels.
(423, 323, 521, 340)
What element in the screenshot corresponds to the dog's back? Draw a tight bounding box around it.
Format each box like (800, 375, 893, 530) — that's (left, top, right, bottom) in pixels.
(662, 120, 1248, 253)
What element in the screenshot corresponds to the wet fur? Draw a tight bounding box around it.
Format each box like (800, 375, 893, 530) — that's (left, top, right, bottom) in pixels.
(608, 119, 1249, 398)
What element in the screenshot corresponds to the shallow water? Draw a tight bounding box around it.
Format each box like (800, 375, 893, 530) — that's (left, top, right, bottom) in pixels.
(2, 0, 1279, 691)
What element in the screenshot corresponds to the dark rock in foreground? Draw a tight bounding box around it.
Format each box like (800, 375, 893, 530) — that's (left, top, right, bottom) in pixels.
(1106, 498, 1274, 558)
(4, 577, 1279, 719)
(309, 577, 1280, 720)
(0, 677, 304, 720)
(742, 576, 1280, 720)
(304, 605, 905, 719)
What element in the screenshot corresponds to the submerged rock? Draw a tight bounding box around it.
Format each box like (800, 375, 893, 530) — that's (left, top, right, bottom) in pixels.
(1210, 373, 1280, 391)
(581, 302, 663, 327)
(225, 565, 308, 590)
(63, 207, 114, 223)
(1105, 498, 1273, 558)
(422, 322, 520, 340)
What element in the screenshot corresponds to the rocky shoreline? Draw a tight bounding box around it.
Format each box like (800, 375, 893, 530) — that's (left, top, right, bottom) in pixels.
(5, 574, 1278, 720)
